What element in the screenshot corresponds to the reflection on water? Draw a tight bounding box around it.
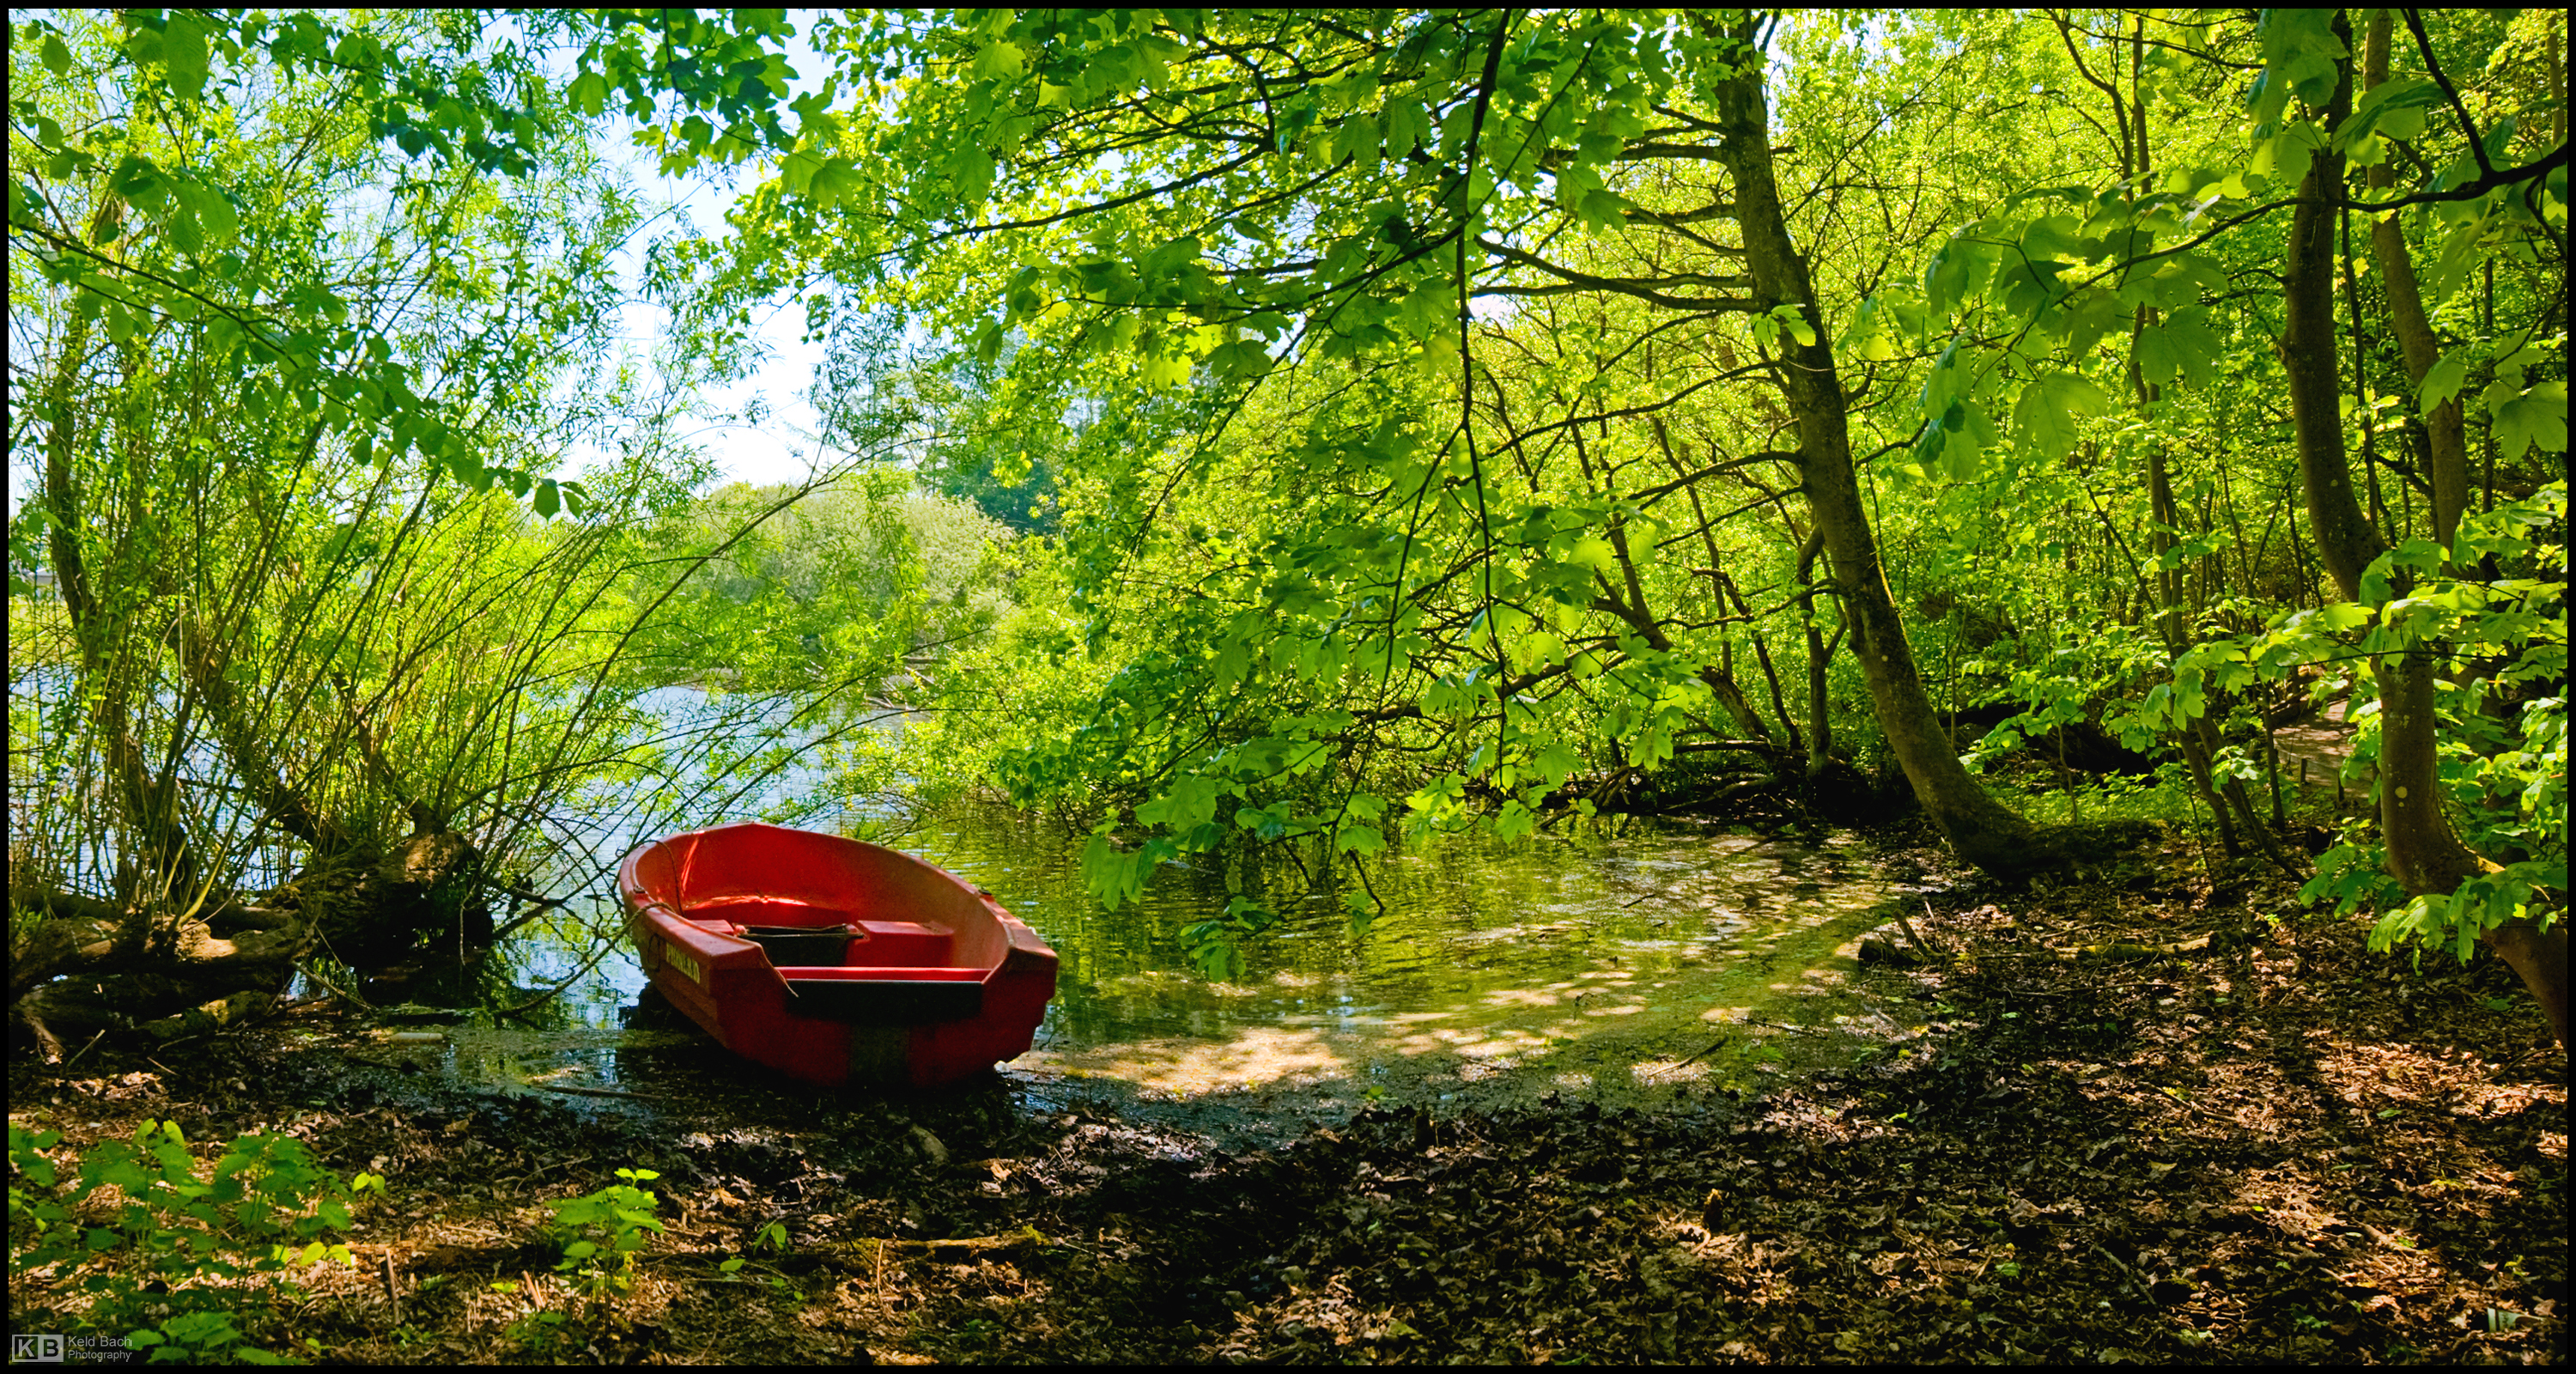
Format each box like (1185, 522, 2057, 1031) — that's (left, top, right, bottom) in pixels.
(471, 806, 1933, 1116)
(902, 809, 1930, 1111)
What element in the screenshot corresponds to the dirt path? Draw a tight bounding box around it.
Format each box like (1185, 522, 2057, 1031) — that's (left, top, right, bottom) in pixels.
(2270, 696, 2372, 797)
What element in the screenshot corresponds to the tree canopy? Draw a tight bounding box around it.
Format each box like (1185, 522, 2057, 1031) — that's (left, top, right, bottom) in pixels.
(625, 7, 2565, 1028)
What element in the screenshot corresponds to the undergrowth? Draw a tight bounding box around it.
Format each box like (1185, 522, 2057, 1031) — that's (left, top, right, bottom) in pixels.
(7, 1120, 381, 1364)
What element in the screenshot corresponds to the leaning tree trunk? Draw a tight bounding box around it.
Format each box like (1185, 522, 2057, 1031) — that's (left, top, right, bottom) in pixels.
(1710, 48, 2050, 876)
(2279, 15, 2567, 1046)
(2363, 15, 2471, 550)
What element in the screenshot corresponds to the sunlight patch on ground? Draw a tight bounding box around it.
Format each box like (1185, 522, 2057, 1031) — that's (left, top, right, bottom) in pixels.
(1481, 986, 1577, 1009)
(1020, 1025, 1350, 1094)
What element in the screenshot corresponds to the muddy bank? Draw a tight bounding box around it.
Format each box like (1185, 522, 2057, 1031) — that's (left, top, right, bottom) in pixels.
(7, 835, 2565, 1365)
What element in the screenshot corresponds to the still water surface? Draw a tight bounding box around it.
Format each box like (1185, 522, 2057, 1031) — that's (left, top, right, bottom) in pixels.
(434, 806, 1937, 1122)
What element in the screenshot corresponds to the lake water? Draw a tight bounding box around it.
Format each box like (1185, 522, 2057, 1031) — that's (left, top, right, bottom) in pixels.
(443, 803, 1941, 1125)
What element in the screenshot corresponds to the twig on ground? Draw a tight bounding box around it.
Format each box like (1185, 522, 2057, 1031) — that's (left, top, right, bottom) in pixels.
(1647, 1033, 1734, 1076)
(1746, 1018, 1830, 1037)
(535, 1083, 661, 1101)
(1897, 901, 1946, 958)
(62, 1030, 106, 1069)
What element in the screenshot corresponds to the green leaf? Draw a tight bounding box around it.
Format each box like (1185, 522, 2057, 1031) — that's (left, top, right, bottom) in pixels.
(1910, 417, 1947, 473)
(2350, 75, 2439, 146)
(1137, 775, 1221, 830)
(532, 478, 561, 519)
(569, 71, 609, 119)
(2159, 308, 2223, 386)
(1561, 534, 1616, 573)
(41, 33, 71, 75)
(2014, 372, 2111, 459)
(780, 149, 822, 194)
(1138, 345, 1192, 388)
(972, 41, 1026, 80)
(162, 14, 210, 100)
(2360, 561, 2394, 607)
(1941, 399, 1996, 482)
(810, 159, 866, 208)
(1082, 833, 1149, 909)
(2492, 380, 2567, 459)
(2419, 354, 2469, 414)
(1923, 229, 1993, 316)
(2259, 121, 2325, 192)
(1204, 337, 1273, 380)
(2135, 325, 2182, 386)
(172, 182, 235, 249)
(1917, 340, 1966, 414)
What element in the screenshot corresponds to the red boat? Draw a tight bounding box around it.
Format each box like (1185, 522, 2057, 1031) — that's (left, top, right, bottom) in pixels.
(619, 822, 1058, 1087)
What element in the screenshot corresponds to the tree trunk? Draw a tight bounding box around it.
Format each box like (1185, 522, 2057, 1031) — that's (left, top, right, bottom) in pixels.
(2363, 13, 2470, 550)
(2281, 31, 2384, 603)
(8, 879, 312, 1043)
(1794, 529, 1839, 788)
(2279, 15, 2564, 1046)
(1711, 50, 2048, 875)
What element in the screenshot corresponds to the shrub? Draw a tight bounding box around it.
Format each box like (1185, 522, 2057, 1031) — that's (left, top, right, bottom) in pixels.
(7, 1120, 383, 1365)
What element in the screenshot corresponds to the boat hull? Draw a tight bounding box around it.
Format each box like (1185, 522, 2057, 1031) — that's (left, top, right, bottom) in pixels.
(619, 823, 1056, 1087)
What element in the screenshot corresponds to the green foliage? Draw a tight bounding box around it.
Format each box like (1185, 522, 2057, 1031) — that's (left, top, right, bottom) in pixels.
(632, 12, 1838, 909)
(1965, 619, 2170, 766)
(8, 1121, 383, 1364)
(1178, 897, 1288, 981)
(631, 472, 1011, 696)
(9, 9, 608, 506)
(7, 8, 939, 981)
(9, 9, 665, 954)
(720, 1219, 792, 1276)
(545, 1167, 664, 1294)
(2141, 483, 2573, 958)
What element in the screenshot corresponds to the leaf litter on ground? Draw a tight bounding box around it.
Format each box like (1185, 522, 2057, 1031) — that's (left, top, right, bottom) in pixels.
(6, 828, 2564, 1364)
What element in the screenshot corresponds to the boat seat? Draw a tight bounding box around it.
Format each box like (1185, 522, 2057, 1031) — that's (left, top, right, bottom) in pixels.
(684, 897, 854, 927)
(852, 919, 954, 968)
(738, 924, 860, 967)
(781, 970, 982, 1024)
